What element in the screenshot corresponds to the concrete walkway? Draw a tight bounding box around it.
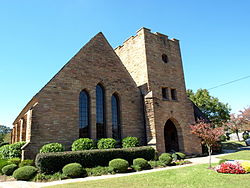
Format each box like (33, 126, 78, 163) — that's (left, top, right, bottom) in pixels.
(0, 152, 238, 188)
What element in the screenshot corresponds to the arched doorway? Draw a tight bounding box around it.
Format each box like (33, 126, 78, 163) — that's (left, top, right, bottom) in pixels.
(164, 119, 179, 152)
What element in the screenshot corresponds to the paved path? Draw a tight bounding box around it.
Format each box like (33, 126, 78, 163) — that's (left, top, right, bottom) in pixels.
(0, 152, 241, 188)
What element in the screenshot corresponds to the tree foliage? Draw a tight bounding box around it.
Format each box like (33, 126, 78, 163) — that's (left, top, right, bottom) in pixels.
(187, 89, 231, 126)
(190, 121, 224, 168)
(0, 125, 11, 143)
(240, 106, 250, 130)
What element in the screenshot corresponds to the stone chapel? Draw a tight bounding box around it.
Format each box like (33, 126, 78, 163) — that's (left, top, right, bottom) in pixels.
(11, 28, 203, 159)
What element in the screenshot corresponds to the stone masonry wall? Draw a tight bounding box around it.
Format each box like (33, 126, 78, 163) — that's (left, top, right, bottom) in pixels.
(22, 33, 144, 159)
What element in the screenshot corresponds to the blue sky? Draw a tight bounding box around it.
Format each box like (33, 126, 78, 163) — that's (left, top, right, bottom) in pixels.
(0, 0, 250, 127)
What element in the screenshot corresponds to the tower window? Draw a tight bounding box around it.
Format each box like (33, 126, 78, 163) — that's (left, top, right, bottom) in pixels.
(171, 89, 177, 100)
(162, 54, 168, 63)
(162, 87, 169, 100)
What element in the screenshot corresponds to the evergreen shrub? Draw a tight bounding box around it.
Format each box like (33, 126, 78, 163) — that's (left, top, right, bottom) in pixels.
(40, 143, 64, 153)
(71, 138, 95, 151)
(122, 137, 139, 148)
(13, 166, 37, 180)
(109, 158, 129, 173)
(36, 146, 155, 174)
(62, 163, 86, 178)
(2, 164, 17, 176)
(97, 138, 117, 149)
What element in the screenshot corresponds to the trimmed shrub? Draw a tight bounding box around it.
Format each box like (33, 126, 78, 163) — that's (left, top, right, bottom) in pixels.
(97, 138, 117, 149)
(132, 158, 150, 171)
(72, 138, 95, 151)
(19, 160, 34, 167)
(8, 158, 21, 165)
(13, 166, 38, 180)
(122, 137, 139, 148)
(0, 159, 10, 174)
(40, 143, 64, 153)
(0, 142, 25, 159)
(109, 158, 129, 173)
(159, 153, 172, 166)
(86, 166, 114, 176)
(2, 164, 18, 176)
(36, 146, 155, 174)
(62, 163, 86, 178)
(148, 160, 165, 168)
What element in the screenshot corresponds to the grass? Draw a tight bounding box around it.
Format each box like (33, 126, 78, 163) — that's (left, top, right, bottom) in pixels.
(221, 140, 246, 150)
(47, 163, 250, 188)
(218, 150, 250, 160)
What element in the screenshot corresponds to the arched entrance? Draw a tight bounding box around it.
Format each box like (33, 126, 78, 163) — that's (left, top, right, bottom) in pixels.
(164, 119, 179, 152)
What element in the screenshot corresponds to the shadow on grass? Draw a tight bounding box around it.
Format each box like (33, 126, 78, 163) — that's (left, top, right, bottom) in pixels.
(221, 141, 246, 150)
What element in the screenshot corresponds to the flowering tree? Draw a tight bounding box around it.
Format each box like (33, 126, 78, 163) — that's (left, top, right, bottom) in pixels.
(240, 107, 250, 130)
(190, 121, 224, 168)
(225, 112, 249, 141)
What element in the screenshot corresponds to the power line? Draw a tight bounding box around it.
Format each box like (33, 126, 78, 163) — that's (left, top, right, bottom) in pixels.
(208, 75, 250, 90)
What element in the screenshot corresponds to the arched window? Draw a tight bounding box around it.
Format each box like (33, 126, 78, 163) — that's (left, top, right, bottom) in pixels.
(79, 90, 90, 138)
(111, 94, 121, 140)
(96, 84, 106, 139)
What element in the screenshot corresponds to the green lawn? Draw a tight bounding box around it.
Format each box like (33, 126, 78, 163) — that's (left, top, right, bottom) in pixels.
(219, 150, 250, 160)
(47, 163, 250, 188)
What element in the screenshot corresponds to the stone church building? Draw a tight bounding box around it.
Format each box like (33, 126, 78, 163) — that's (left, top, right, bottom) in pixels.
(11, 28, 202, 159)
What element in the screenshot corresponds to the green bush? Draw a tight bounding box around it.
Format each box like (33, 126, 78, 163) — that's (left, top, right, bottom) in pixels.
(243, 133, 249, 141)
(109, 158, 129, 173)
(19, 160, 34, 167)
(175, 152, 186, 160)
(13, 166, 37, 181)
(220, 135, 227, 142)
(86, 166, 114, 176)
(132, 158, 150, 171)
(36, 146, 155, 174)
(62, 163, 86, 178)
(219, 159, 227, 165)
(0, 142, 25, 159)
(97, 138, 117, 149)
(159, 153, 172, 165)
(72, 138, 95, 151)
(8, 158, 21, 165)
(40, 143, 64, 153)
(122, 137, 139, 148)
(0, 159, 11, 174)
(2, 164, 18, 176)
(148, 160, 165, 168)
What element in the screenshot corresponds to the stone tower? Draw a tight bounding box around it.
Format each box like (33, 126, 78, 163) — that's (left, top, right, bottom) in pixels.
(115, 28, 201, 154)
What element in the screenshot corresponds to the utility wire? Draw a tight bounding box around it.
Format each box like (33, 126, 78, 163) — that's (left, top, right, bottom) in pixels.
(208, 75, 250, 90)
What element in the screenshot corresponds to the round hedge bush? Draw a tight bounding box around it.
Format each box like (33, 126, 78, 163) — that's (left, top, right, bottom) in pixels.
(40, 143, 64, 153)
(2, 164, 18, 176)
(62, 163, 86, 178)
(122, 137, 139, 148)
(13, 166, 38, 180)
(109, 158, 129, 173)
(72, 138, 95, 151)
(175, 152, 186, 160)
(159, 153, 172, 165)
(19, 160, 34, 167)
(132, 158, 150, 171)
(97, 138, 117, 149)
